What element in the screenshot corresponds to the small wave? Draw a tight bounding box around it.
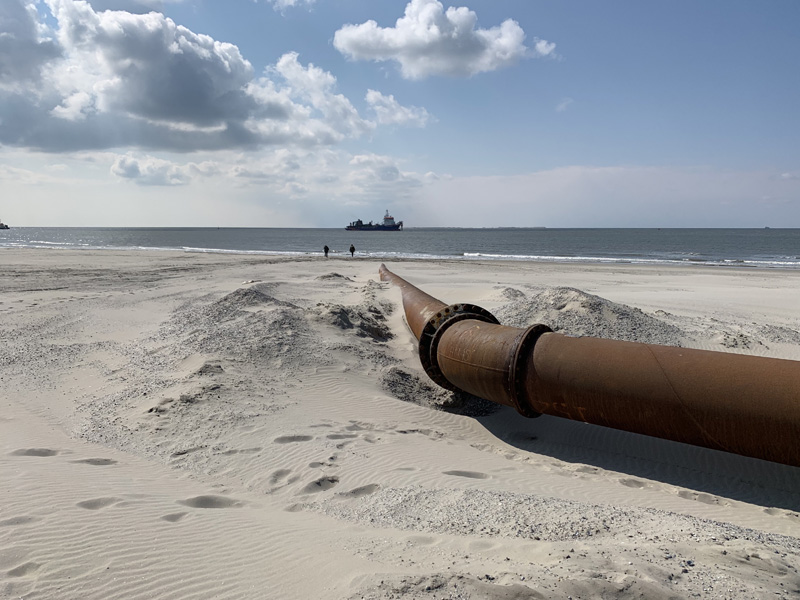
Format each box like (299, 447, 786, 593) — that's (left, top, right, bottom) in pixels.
(464, 252, 664, 265)
(182, 247, 308, 256)
(29, 240, 88, 246)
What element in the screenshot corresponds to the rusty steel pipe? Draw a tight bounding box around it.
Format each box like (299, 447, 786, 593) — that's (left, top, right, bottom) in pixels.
(379, 264, 447, 340)
(379, 264, 800, 467)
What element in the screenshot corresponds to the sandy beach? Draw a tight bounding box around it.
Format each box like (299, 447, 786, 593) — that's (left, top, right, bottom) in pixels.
(2, 249, 799, 599)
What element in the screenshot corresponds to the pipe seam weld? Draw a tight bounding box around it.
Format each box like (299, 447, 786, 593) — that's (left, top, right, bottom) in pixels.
(509, 323, 553, 418)
(419, 303, 499, 391)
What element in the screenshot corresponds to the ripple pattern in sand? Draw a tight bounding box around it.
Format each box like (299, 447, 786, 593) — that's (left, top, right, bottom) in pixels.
(0, 451, 359, 600)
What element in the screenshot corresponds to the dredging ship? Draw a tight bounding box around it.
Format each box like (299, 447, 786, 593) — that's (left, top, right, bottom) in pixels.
(346, 210, 403, 231)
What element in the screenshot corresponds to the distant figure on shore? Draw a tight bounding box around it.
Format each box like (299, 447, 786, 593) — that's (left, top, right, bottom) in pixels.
(349, 244, 355, 257)
(323, 245, 329, 258)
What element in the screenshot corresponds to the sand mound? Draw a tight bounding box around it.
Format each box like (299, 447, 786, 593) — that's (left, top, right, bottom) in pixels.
(317, 272, 354, 282)
(495, 286, 686, 346)
(350, 573, 683, 600)
(209, 283, 298, 314)
(757, 323, 800, 345)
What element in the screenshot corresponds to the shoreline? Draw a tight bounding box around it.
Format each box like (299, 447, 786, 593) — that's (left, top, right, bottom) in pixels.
(4, 243, 800, 270)
(5, 227, 800, 270)
(0, 245, 800, 270)
(2, 249, 799, 598)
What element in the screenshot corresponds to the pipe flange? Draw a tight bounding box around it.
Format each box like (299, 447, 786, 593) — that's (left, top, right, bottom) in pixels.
(508, 323, 552, 417)
(418, 303, 500, 391)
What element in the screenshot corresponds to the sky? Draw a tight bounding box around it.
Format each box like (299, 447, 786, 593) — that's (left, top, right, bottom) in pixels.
(1, 0, 799, 228)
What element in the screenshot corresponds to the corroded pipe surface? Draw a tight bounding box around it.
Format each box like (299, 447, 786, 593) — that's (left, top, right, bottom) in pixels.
(523, 333, 800, 466)
(379, 264, 447, 340)
(379, 264, 800, 467)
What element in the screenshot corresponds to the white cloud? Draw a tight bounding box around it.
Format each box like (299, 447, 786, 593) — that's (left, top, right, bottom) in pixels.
(0, 0, 428, 154)
(51, 90, 95, 120)
(0, 0, 61, 88)
(333, 0, 540, 79)
(46, 0, 259, 126)
(533, 39, 556, 57)
(365, 90, 431, 127)
(86, 1, 183, 14)
(264, 0, 315, 11)
(103, 147, 430, 212)
(272, 52, 373, 139)
(346, 153, 425, 198)
(556, 97, 573, 113)
(230, 148, 315, 182)
(111, 154, 191, 185)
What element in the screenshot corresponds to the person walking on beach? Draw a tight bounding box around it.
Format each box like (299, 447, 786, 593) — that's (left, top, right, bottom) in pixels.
(323, 245, 329, 258)
(349, 244, 355, 257)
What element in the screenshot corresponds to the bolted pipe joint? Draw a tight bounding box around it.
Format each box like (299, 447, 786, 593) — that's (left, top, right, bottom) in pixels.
(379, 263, 554, 415)
(433, 317, 552, 418)
(416, 303, 500, 391)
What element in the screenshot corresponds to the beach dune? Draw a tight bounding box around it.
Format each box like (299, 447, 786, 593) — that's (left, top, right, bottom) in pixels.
(2, 250, 799, 599)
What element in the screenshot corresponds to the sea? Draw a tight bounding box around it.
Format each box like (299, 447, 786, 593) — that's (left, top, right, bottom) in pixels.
(2, 227, 800, 269)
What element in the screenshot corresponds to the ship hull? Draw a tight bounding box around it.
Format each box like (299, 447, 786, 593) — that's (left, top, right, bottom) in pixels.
(345, 224, 402, 231)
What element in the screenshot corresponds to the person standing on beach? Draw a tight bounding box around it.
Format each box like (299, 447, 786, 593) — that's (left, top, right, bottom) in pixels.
(349, 244, 355, 257)
(323, 245, 329, 258)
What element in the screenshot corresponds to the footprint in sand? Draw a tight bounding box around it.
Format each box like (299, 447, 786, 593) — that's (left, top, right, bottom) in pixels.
(274, 435, 313, 444)
(178, 495, 243, 509)
(339, 484, 380, 498)
(77, 497, 122, 510)
(71, 458, 117, 466)
(397, 429, 444, 440)
(270, 469, 293, 484)
(309, 458, 339, 469)
(677, 490, 720, 505)
(443, 470, 490, 479)
(326, 433, 359, 440)
(574, 465, 599, 474)
(7, 562, 41, 577)
(11, 448, 59, 457)
(171, 446, 205, 458)
(219, 447, 262, 456)
(160, 512, 189, 522)
(468, 539, 499, 552)
(407, 535, 436, 546)
(0, 516, 40, 527)
(301, 476, 340, 494)
(619, 478, 647, 489)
